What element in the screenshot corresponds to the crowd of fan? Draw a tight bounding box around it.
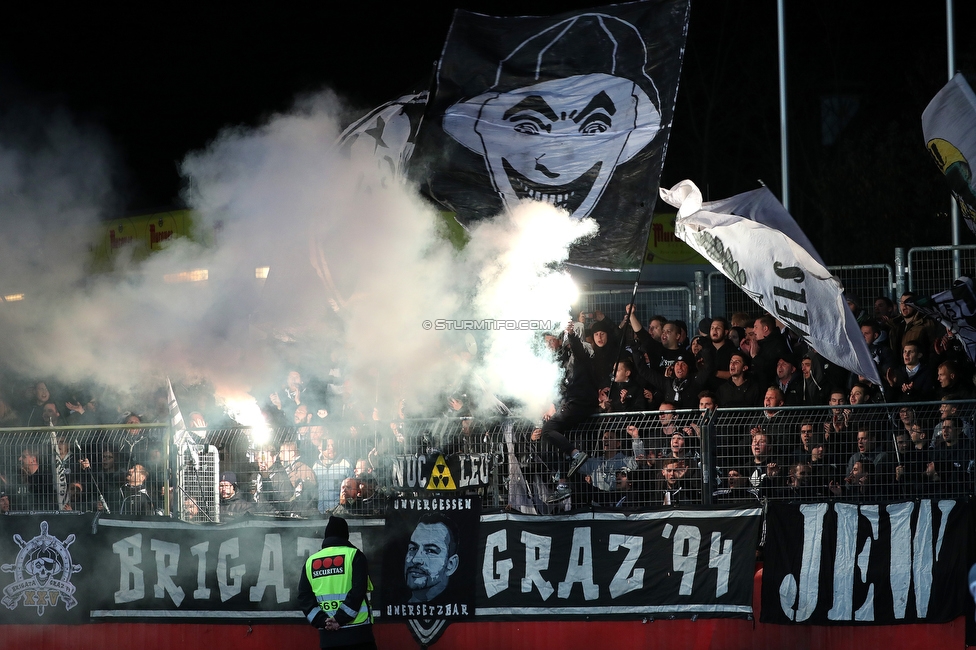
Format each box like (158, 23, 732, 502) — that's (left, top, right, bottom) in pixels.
(0, 364, 486, 519)
(0, 291, 972, 518)
(526, 291, 976, 510)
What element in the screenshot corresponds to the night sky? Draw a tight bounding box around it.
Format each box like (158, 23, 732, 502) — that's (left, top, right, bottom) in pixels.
(1, 1, 973, 263)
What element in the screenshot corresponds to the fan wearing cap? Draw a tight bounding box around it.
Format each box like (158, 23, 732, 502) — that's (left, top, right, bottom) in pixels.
(639, 348, 713, 410)
(298, 516, 375, 649)
(774, 353, 804, 406)
(218, 471, 253, 521)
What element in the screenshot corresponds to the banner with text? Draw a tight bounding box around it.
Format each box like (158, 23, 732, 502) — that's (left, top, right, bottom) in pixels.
(0, 514, 94, 625)
(761, 500, 972, 625)
(0, 507, 765, 624)
(660, 179, 880, 385)
(475, 508, 761, 618)
(391, 453, 493, 491)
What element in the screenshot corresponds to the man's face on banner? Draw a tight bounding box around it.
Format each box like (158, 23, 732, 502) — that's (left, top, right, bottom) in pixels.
(453, 73, 658, 218)
(404, 522, 459, 602)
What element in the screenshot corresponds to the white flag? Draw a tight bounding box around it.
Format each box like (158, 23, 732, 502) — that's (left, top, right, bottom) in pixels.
(52, 431, 69, 510)
(168, 378, 200, 471)
(922, 73, 976, 236)
(660, 180, 881, 385)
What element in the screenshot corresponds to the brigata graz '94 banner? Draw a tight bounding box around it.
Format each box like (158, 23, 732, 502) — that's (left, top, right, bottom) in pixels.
(410, 0, 690, 270)
(0, 506, 761, 625)
(761, 500, 973, 625)
(476, 509, 761, 617)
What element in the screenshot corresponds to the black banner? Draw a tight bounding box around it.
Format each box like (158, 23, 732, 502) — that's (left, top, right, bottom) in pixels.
(761, 500, 973, 625)
(0, 513, 94, 625)
(0, 507, 763, 625)
(381, 496, 481, 619)
(476, 508, 761, 617)
(391, 453, 493, 491)
(88, 517, 388, 620)
(410, 0, 690, 270)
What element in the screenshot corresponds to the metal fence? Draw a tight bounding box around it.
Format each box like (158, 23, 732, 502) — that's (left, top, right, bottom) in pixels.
(4, 399, 971, 519)
(577, 286, 692, 327)
(709, 400, 975, 505)
(706, 272, 754, 319)
(0, 424, 172, 516)
(707, 264, 894, 320)
(827, 264, 894, 304)
(506, 400, 976, 512)
(907, 244, 976, 295)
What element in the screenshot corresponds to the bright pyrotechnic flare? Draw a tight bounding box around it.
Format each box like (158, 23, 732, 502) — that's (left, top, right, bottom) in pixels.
(464, 201, 597, 417)
(220, 395, 272, 446)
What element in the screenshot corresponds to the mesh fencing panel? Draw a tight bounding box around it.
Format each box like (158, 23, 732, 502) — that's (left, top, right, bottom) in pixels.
(0, 424, 170, 515)
(4, 401, 971, 517)
(829, 264, 894, 303)
(707, 273, 755, 320)
(202, 420, 504, 519)
(908, 245, 976, 295)
(577, 287, 692, 327)
(710, 400, 975, 503)
(177, 445, 219, 523)
(708, 265, 894, 320)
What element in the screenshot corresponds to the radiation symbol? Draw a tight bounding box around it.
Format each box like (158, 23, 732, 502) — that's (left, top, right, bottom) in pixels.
(426, 454, 456, 490)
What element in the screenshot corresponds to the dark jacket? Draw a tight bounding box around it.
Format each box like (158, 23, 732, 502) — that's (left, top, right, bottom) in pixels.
(298, 535, 374, 648)
(752, 330, 791, 387)
(219, 491, 254, 521)
(716, 377, 764, 408)
(888, 363, 937, 402)
(557, 327, 599, 407)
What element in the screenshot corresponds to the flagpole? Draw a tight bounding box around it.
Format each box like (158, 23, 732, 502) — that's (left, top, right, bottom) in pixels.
(608, 194, 663, 407)
(777, 0, 789, 211)
(947, 0, 961, 278)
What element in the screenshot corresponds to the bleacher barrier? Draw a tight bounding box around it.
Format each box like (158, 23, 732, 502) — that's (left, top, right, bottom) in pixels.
(907, 244, 976, 295)
(0, 423, 172, 515)
(577, 286, 692, 327)
(176, 444, 219, 522)
(3, 399, 972, 519)
(708, 264, 894, 320)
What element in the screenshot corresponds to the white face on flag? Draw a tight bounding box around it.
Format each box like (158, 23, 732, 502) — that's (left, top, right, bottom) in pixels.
(445, 73, 660, 218)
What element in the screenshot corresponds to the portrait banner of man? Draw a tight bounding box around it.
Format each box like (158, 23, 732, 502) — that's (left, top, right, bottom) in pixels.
(381, 496, 480, 623)
(409, 0, 690, 270)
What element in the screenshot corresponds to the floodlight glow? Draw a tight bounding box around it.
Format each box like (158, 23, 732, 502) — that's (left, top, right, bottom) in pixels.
(164, 269, 209, 283)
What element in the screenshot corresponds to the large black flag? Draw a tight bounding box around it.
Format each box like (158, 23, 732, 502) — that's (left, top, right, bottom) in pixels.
(410, 0, 690, 270)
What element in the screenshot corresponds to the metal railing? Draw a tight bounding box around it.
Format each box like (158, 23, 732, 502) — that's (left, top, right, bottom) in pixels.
(3, 400, 971, 518)
(576, 286, 692, 327)
(707, 264, 894, 319)
(907, 244, 976, 295)
(0, 424, 172, 516)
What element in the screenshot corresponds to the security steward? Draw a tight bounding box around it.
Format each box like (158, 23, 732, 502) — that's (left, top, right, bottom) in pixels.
(298, 516, 376, 650)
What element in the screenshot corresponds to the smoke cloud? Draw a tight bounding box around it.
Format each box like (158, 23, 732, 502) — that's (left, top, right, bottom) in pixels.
(0, 91, 596, 422)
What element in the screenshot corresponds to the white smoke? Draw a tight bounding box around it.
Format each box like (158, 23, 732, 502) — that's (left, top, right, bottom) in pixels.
(0, 91, 596, 421)
(465, 203, 597, 416)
